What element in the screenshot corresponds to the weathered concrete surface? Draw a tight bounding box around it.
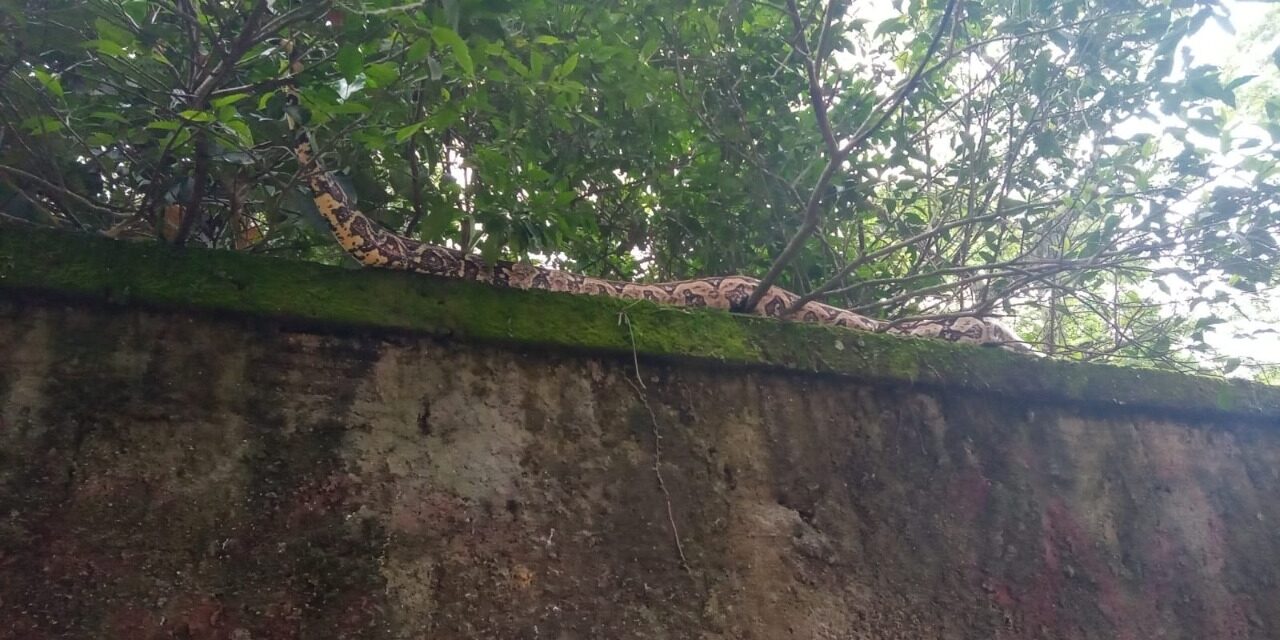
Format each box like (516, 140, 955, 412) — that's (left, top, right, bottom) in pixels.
(3, 294, 1280, 639)
(3, 222, 1277, 421)
(2, 224, 1280, 639)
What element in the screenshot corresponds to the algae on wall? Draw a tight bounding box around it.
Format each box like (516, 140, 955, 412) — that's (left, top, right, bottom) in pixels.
(3, 221, 1280, 638)
(3, 293, 1280, 639)
(1, 221, 1277, 420)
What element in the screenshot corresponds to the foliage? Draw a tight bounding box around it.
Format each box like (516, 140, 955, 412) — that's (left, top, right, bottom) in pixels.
(0, 0, 1276, 376)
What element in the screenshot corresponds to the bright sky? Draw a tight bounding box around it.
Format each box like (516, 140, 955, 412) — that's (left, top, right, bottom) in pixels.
(1165, 0, 1279, 374)
(846, 0, 1280, 375)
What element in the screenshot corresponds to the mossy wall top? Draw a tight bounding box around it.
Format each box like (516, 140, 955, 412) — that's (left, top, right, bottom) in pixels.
(1, 221, 1276, 420)
(4, 222, 1280, 638)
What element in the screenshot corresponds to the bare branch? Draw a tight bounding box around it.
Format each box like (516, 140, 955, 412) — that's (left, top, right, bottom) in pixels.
(173, 131, 211, 245)
(186, 0, 327, 107)
(0, 164, 119, 220)
(403, 88, 428, 234)
(743, 0, 960, 314)
(785, 0, 839, 158)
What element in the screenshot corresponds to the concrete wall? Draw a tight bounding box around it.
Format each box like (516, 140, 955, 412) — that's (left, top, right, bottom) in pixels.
(2, 224, 1279, 639)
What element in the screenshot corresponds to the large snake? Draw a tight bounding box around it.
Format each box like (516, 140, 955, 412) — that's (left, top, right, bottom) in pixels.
(281, 42, 1030, 353)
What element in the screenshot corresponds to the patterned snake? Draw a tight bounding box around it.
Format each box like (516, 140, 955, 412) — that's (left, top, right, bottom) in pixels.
(281, 43, 1030, 353)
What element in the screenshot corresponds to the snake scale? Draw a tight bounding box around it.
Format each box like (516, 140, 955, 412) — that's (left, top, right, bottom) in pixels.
(281, 42, 1029, 353)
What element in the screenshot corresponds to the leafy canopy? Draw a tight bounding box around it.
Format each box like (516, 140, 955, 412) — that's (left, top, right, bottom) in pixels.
(1, 0, 1276, 376)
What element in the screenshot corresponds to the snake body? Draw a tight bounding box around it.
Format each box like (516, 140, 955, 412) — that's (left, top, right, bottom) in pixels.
(283, 47, 1028, 352)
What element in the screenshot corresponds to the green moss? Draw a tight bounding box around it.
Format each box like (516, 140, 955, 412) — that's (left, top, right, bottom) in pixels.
(2, 221, 1278, 420)
(1216, 386, 1236, 412)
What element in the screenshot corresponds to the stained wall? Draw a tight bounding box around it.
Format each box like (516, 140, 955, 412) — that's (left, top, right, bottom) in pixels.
(2, 224, 1279, 639)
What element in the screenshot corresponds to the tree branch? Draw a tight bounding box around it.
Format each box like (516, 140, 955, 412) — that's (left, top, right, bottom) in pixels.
(742, 0, 960, 313)
(173, 131, 210, 245)
(785, 0, 839, 158)
(0, 164, 118, 220)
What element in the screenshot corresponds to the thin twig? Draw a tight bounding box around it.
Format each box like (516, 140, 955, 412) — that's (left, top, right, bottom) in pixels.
(785, 0, 839, 158)
(626, 377, 690, 572)
(173, 131, 210, 245)
(619, 306, 646, 385)
(619, 308, 689, 572)
(0, 164, 116, 220)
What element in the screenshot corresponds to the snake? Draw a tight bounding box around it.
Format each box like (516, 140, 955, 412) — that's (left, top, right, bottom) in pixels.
(280, 42, 1030, 353)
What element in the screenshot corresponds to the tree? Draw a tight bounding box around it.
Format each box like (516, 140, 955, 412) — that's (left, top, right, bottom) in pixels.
(1, 0, 1277, 377)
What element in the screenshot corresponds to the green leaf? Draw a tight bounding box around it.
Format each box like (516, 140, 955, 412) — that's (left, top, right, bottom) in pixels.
(502, 51, 530, 77)
(530, 48, 545, 78)
(224, 119, 254, 146)
(421, 206, 458, 239)
(90, 111, 130, 124)
(395, 121, 429, 143)
(327, 102, 372, 115)
(146, 119, 181, 131)
(1189, 118, 1218, 138)
(364, 61, 399, 87)
(555, 52, 580, 79)
(337, 44, 363, 81)
(83, 39, 127, 58)
(1225, 75, 1257, 91)
(432, 26, 474, 77)
(94, 17, 133, 46)
(1211, 13, 1235, 35)
(86, 131, 115, 147)
(21, 116, 62, 134)
(211, 93, 250, 108)
(1194, 315, 1225, 330)
(215, 151, 254, 165)
(875, 18, 909, 36)
(423, 106, 462, 130)
(1186, 70, 1234, 107)
(407, 38, 431, 63)
(119, 0, 149, 24)
(639, 38, 659, 62)
(533, 35, 562, 45)
(32, 69, 63, 97)
(289, 189, 330, 233)
(162, 128, 193, 150)
(179, 109, 215, 123)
